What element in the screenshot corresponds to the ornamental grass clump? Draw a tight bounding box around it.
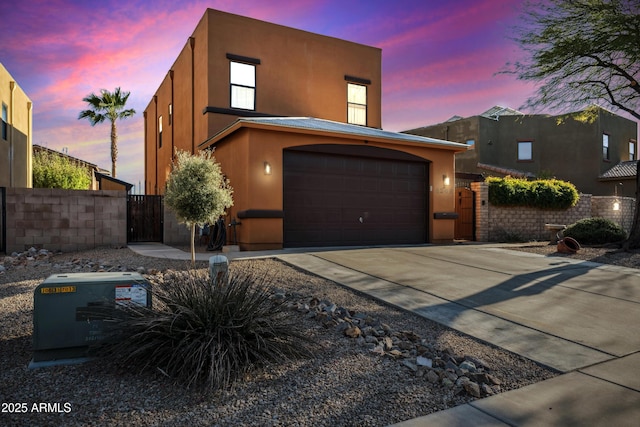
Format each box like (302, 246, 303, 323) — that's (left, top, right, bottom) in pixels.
(95, 267, 314, 391)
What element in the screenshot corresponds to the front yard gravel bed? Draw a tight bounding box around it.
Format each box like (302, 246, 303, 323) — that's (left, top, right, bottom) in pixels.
(0, 247, 558, 426)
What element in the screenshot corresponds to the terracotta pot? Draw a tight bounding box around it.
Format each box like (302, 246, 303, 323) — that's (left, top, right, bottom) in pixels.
(557, 237, 581, 254)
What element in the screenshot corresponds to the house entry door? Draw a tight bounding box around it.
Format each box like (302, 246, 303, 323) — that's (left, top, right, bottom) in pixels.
(455, 188, 474, 240)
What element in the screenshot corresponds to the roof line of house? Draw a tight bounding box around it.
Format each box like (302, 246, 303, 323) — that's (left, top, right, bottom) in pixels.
(477, 162, 536, 178)
(200, 116, 469, 152)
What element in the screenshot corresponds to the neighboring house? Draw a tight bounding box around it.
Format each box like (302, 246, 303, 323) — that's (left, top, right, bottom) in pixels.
(33, 145, 132, 192)
(144, 9, 467, 250)
(0, 63, 33, 188)
(598, 160, 637, 198)
(404, 105, 638, 197)
(95, 172, 134, 193)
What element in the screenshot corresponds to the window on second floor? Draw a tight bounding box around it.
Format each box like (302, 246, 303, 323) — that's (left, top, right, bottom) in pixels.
(518, 141, 532, 161)
(168, 104, 172, 126)
(230, 61, 256, 110)
(347, 83, 367, 126)
(1, 103, 7, 140)
(630, 140, 636, 161)
(158, 116, 163, 148)
(603, 133, 610, 161)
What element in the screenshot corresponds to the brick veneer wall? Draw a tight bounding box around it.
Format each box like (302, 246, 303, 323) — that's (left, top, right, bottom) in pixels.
(4, 188, 126, 253)
(470, 182, 635, 242)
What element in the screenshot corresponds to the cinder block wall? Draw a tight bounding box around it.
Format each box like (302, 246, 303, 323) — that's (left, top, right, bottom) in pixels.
(4, 188, 126, 253)
(162, 207, 192, 246)
(470, 182, 635, 242)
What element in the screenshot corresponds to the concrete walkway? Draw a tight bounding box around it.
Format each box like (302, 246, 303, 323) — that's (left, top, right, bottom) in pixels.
(129, 243, 640, 426)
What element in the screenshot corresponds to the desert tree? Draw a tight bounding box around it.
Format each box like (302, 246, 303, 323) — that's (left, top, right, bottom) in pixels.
(78, 87, 136, 178)
(504, 0, 640, 248)
(164, 150, 233, 265)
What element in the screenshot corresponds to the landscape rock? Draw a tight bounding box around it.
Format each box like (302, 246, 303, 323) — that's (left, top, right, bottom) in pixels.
(343, 326, 361, 338)
(416, 356, 433, 368)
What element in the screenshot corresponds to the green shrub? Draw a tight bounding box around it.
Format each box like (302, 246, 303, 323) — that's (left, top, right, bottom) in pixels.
(32, 150, 92, 189)
(487, 176, 579, 209)
(563, 217, 626, 245)
(95, 267, 314, 390)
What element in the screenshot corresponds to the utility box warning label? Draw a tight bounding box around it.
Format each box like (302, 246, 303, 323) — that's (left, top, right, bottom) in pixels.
(115, 283, 148, 307)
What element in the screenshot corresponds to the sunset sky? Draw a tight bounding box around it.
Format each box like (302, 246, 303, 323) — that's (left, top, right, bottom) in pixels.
(1, 0, 549, 190)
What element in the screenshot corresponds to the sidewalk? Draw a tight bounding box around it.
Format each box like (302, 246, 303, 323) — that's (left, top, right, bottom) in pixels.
(129, 243, 640, 426)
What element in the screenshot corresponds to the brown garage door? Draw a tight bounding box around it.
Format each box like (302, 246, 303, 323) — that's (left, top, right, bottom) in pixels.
(283, 145, 428, 248)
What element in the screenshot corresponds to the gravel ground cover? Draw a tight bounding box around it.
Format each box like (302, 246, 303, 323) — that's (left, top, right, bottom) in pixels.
(509, 241, 640, 269)
(2, 243, 626, 427)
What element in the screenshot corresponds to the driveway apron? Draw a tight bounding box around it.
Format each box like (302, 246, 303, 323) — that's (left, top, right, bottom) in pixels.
(278, 245, 640, 372)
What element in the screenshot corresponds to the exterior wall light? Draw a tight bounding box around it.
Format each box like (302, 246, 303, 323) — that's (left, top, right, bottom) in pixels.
(443, 174, 450, 186)
(264, 161, 272, 175)
(613, 182, 622, 211)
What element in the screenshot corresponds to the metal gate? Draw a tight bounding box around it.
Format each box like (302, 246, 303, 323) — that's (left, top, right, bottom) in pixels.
(127, 195, 163, 243)
(455, 188, 475, 240)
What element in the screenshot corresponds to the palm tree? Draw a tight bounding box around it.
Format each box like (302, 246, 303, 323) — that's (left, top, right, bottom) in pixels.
(78, 87, 136, 178)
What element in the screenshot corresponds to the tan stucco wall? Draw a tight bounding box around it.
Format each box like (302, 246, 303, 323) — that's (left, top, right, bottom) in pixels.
(0, 63, 33, 188)
(211, 127, 460, 249)
(144, 9, 382, 194)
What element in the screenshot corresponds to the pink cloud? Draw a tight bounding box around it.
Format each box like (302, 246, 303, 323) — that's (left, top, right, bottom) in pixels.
(2, 0, 566, 190)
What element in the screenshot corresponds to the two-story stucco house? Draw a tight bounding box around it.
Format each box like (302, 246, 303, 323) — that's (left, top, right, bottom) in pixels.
(404, 105, 638, 197)
(144, 9, 467, 250)
(0, 62, 33, 189)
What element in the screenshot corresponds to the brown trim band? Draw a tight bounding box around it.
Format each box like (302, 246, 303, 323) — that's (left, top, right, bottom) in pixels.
(226, 53, 261, 65)
(202, 106, 280, 117)
(237, 209, 285, 219)
(344, 75, 371, 85)
(433, 212, 459, 220)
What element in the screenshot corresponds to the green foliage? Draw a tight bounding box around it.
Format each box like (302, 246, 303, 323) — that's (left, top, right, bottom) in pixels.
(487, 176, 579, 209)
(32, 150, 92, 190)
(164, 150, 233, 227)
(94, 267, 314, 391)
(164, 150, 233, 264)
(564, 217, 626, 245)
(504, 0, 640, 121)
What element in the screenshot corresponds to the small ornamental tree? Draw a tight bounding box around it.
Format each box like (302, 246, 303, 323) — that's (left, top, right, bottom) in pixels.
(164, 150, 233, 265)
(32, 150, 92, 190)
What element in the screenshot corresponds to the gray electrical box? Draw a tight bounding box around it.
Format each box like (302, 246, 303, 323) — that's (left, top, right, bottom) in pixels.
(31, 272, 151, 366)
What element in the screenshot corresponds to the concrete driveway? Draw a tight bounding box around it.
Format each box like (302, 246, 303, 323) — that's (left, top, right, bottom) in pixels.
(275, 244, 640, 426)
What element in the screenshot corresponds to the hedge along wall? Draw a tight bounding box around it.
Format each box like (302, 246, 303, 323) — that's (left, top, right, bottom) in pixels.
(470, 182, 635, 242)
(4, 187, 127, 253)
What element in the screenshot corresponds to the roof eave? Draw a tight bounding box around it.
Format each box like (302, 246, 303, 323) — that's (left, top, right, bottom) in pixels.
(200, 119, 469, 152)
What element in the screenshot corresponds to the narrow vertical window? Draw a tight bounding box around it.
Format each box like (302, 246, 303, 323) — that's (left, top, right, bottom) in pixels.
(230, 61, 256, 110)
(168, 104, 172, 126)
(1, 103, 7, 140)
(629, 140, 636, 161)
(518, 141, 532, 161)
(602, 133, 610, 160)
(347, 83, 367, 125)
(158, 116, 163, 148)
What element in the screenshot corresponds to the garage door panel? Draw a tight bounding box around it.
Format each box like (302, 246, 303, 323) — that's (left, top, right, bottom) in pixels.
(284, 149, 428, 248)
